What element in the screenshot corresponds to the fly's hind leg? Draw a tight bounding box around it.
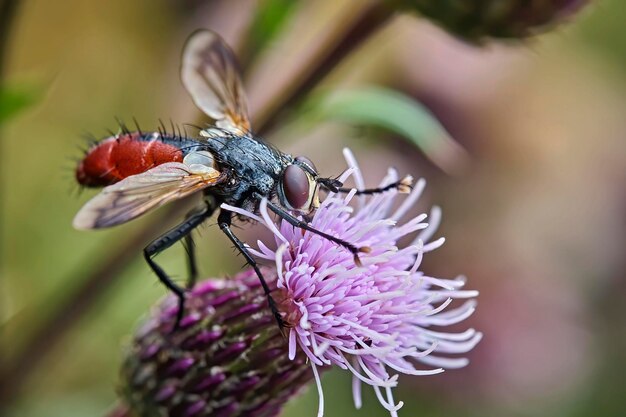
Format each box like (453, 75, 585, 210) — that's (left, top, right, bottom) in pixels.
(183, 233, 198, 289)
(144, 202, 214, 330)
(217, 209, 286, 330)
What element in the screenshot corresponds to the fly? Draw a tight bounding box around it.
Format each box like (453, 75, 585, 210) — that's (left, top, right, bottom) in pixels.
(74, 30, 412, 329)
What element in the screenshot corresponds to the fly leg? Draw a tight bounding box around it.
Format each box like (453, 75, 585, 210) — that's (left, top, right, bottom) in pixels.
(255, 193, 371, 266)
(318, 175, 412, 196)
(217, 209, 286, 330)
(144, 203, 214, 329)
(183, 234, 197, 289)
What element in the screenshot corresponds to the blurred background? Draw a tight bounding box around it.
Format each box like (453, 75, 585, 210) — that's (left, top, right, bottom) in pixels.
(1, 0, 625, 416)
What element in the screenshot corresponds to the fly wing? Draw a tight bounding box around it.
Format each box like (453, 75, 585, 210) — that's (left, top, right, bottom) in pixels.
(181, 30, 251, 135)
(73, 162, 222, 229)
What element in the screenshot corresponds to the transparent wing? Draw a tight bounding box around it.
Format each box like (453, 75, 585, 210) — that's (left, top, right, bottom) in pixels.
(181, 29, 251, 135)
(73, 162, 222, 229)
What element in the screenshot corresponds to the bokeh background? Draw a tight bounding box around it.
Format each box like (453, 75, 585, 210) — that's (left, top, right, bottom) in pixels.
(1, 0, 625, 416)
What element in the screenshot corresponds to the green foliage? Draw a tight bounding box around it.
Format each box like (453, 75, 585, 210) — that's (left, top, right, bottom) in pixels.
(247, 0, 299, 54)
(0, 82, 40, 126)
(311, 86, 467, 173)
(575, 0, 626, 67)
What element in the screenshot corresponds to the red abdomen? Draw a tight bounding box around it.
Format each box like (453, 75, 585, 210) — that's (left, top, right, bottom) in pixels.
(76, 132, 184, 187)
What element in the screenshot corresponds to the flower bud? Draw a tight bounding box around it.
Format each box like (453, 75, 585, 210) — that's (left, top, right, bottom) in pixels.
(398, 0, 590, 42)
(120, 269, 312, 417)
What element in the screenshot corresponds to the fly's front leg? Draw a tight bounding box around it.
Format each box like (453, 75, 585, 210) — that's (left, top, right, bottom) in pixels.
(255, 193, 371, 266)
(318, 175, 413, 196)
(144, 203, 214, 330)
(217, 209, 286, 330)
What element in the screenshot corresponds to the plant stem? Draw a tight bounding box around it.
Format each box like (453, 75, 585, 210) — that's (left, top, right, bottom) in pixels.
(248, 0, 394, 134)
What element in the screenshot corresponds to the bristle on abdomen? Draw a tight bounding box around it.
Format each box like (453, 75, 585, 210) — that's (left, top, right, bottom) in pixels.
(76, 132, 186, 187)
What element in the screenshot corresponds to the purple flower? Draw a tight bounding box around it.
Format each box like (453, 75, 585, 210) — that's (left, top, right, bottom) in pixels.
(223, 149, 481, 416)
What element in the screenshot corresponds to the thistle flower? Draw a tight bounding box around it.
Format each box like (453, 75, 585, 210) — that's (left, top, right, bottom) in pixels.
(398, 0, 590, 42)
(121, 149, 480, 416)
(224, 149, 481, 416)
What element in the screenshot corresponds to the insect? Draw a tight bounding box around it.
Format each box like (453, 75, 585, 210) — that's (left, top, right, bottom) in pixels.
(74, 30, 412, 329)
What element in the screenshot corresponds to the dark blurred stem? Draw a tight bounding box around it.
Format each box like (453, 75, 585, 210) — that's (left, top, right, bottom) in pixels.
(0, 0, 394, 404)
(0, 0, 19, 77)
(254, 1, 394, 134)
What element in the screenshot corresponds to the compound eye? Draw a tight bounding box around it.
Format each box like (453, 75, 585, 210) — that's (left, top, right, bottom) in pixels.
(282, 164, 311, 210)
(295, 156, 317, 174)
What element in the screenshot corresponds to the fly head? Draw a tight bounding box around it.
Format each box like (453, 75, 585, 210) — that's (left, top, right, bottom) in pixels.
(277, 156, 322, 214)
